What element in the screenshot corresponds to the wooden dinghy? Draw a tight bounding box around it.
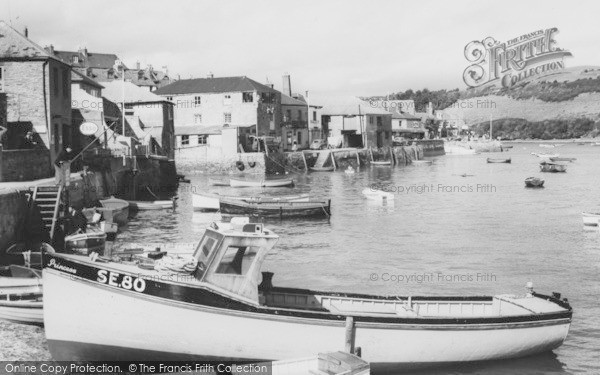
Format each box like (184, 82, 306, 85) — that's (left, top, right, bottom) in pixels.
(582, 212, 600, 227)
(549, 157, 576, 162)
(487, 158, 511, 163)
(98, 196, 129, 225)
(531, 152, 559, 159)
(310, 166, 334, 172)
(229, 177, 294, 188)
(0, 265, 43, 325)
(525, 177, 545, 188)
(44, 220, 572, 368)
(64, 228, 107, 256)
(127, 200, 175, 210)
(219, 198, 331, 218)
(539, 161, 567, 173)
(192, 192, 310, 211)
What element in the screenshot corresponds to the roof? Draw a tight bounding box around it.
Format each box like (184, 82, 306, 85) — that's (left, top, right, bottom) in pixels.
(124, 68, 170, 88)
(71, 69, 104, 89)
(311, 94, 392, 116)
(53, 49, 124, 70)
(154, 76, 278, 95)
(391, 111, 421, 121)
(281, 94, 307, 106)
(101, 80, 171, 104)
(0, 21, 66, 64)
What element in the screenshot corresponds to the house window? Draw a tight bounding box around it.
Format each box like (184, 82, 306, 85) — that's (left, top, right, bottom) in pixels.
(224, 113, 232, 123)
(198, 135, 207, 145)
(260, 92, 275, 104)
(312, 110, 316, 121)
(194, 114, 202, 124)
(369, 116, 373, 124)
(285, 109, 291, 122)
(242, 92, 253, 103)
(53, 67, 59, 96)
(0, 67, 4, 92)
(72, 56, 79, 64)
(194, 96, 201, 106)
(181, 135, 190, 146)
(166, 96, 173, 101)
(298, 110, 302, 121)
(168, 106, 173, 120)
(377, 116, 382, 126)
(62, 69, 69, 98)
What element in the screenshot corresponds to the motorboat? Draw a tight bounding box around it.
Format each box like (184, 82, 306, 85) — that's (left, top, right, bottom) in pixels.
(487, 158, 511, 163)
(362, 188, 394, 201)
(219, 199, 331, 218)
(582, 212, 600, 227)
(549, 157, 576, 163)
(127, 200, 175, 210)
(229, 178, 294, 188)
(525, 177, 545, 188)
(43, 219, 572, 369)
(98, 197, 129, 225)
(0, 265, 43, 325)
(192, 192, 310, 212)
(539, 161, 567, 173)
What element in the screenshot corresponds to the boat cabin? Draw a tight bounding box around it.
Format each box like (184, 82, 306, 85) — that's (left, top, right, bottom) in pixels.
(191, 218, 279, 304)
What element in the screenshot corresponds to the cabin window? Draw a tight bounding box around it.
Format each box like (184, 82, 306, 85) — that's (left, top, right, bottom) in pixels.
(181, 135, 189, 146)
(0, 66, 4, 92)
(242, 92, 253, 103)
(215, 246, 260, 275)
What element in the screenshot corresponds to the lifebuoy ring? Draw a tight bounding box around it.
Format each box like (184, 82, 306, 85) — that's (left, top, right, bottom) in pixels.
(236, 161, 245, 171)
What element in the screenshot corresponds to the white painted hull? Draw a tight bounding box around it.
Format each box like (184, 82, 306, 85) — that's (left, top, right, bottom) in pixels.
(582, 212, 600, 227)
(43, 270, 570, 368)
(230, 179, 294, 188)
(192, 193, 220, 211)
(192, 193, 312, 211)
(362, 188, 394, 201)
(128, 200, 174, 210)
(0, 300, 43, 324)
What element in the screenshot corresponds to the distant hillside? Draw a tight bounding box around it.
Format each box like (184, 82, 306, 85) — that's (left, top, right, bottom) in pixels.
(470, 117, 600, 140)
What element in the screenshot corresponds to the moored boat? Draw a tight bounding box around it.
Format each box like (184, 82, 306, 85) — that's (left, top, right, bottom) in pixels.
(192, 192, 310, 212)
(64, 228, 107, 256)
(539, 144, 555, 148)
(539, 161, 567, 173)
(0, 265, 43, 325)
(371, 160, 391, 166)
(208, 178, 230, 186)
(582, 212, 600, 227)
(43, 219, 572, 368)
(219, 199, 331, 218)
(531, 152, 559, 159)
(362, 188, 394, 201)
(411, 160, 432, 165)
(229, 178, 294, 188)
(525, 177, 545, 188)
(127, 200, 175, 210)
(487, 158, 511, 163)
(549, 157, 576, 162)
(310, 166, 334, 172)
(98, 196, 129, 225)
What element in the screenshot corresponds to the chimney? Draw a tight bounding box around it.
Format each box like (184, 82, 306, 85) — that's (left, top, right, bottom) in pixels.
(265, 83, 274, 89)
(282, 73, 291, 97)
(23, 27, 28, 38)
(207, 72, 214, 79)
(147, 64, 153, 72)
(45, 44, 55, 55)
(162, 65, 169, 76)
(136, 61, 140, 70)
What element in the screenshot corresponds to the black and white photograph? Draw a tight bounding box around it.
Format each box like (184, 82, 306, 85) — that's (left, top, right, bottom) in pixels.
(0, 0, 598, 374)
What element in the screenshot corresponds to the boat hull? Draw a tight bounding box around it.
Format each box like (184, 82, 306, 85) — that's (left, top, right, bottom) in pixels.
(219, 199, 331, 218)
(229, 178, 294, 188)
(539, 164, 567, 173)
(127, 200, 174, 210)
(43, 265, 571, 367)
(582, 212, 600, 227)
(487, 158, 511, 163)
(192, 193, 312, 212)
(99, 198, 129, 225)
(525, 178, 544, 188)
(0, 299, 43, 324)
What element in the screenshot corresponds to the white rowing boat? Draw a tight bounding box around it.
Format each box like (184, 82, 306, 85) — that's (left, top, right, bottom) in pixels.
(192, 192, 310, 211)
(229, 178, 294, 188)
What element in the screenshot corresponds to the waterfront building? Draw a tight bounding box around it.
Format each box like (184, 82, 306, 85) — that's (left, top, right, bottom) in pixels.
(0, 21, 72, 181)
(391, 111, 426, 140)
(316, 95, 392, 148)
(155, 75, 282, 153)
(101, 81, 175, 160)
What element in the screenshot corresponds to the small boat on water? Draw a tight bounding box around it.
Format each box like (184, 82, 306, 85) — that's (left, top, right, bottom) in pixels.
(310, 166, 334, 172)
(412, 160, 432, 165)
(540, 161, 567, 173)
(371, 160, 392, 166)
(229, 177, 294, 188)
(219, 199, 331, 218)
(64, 228, 107, 256)
(43, 219, 572, 368)
(192, 192, 310, 211)
(98, 196, 129, 225)
(362, 188, 394, 201)
(525, 177, 545, 188)
(581, 212, 600, 227)
(208, 178, 230, 186)
(0, 265, 43, 325)
(549, 157, 576, 162)
(127, 200, 175, 210)
(531, 152, 559, 159)
(487, 158, 511, 164)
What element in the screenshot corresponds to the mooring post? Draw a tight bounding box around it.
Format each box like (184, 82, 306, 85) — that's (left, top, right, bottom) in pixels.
(344, 316, 355, 353)
(330, 151, 337, 170)
(389, 146, 395, 166)
(300, 151, 308, 173)
(355, 149, 360, 166)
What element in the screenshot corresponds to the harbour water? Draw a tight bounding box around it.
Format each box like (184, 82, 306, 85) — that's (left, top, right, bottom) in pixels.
(3, 143, 599, 373)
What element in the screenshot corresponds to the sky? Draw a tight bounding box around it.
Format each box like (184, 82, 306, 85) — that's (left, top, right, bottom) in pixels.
(3, 0, 600, 96)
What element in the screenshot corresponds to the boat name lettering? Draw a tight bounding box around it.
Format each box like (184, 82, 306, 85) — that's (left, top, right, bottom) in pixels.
(97, 270, 147, 293)
(48, 258, 77, 274)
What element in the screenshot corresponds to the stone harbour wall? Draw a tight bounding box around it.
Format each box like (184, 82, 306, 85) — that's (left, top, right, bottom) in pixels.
(0, 190, 28, 252)
(176, 150, 268, 175)
(0, 149, 52, 182)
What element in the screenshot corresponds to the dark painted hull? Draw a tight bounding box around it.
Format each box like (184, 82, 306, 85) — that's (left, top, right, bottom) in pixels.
(219, 199, 331, 218)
